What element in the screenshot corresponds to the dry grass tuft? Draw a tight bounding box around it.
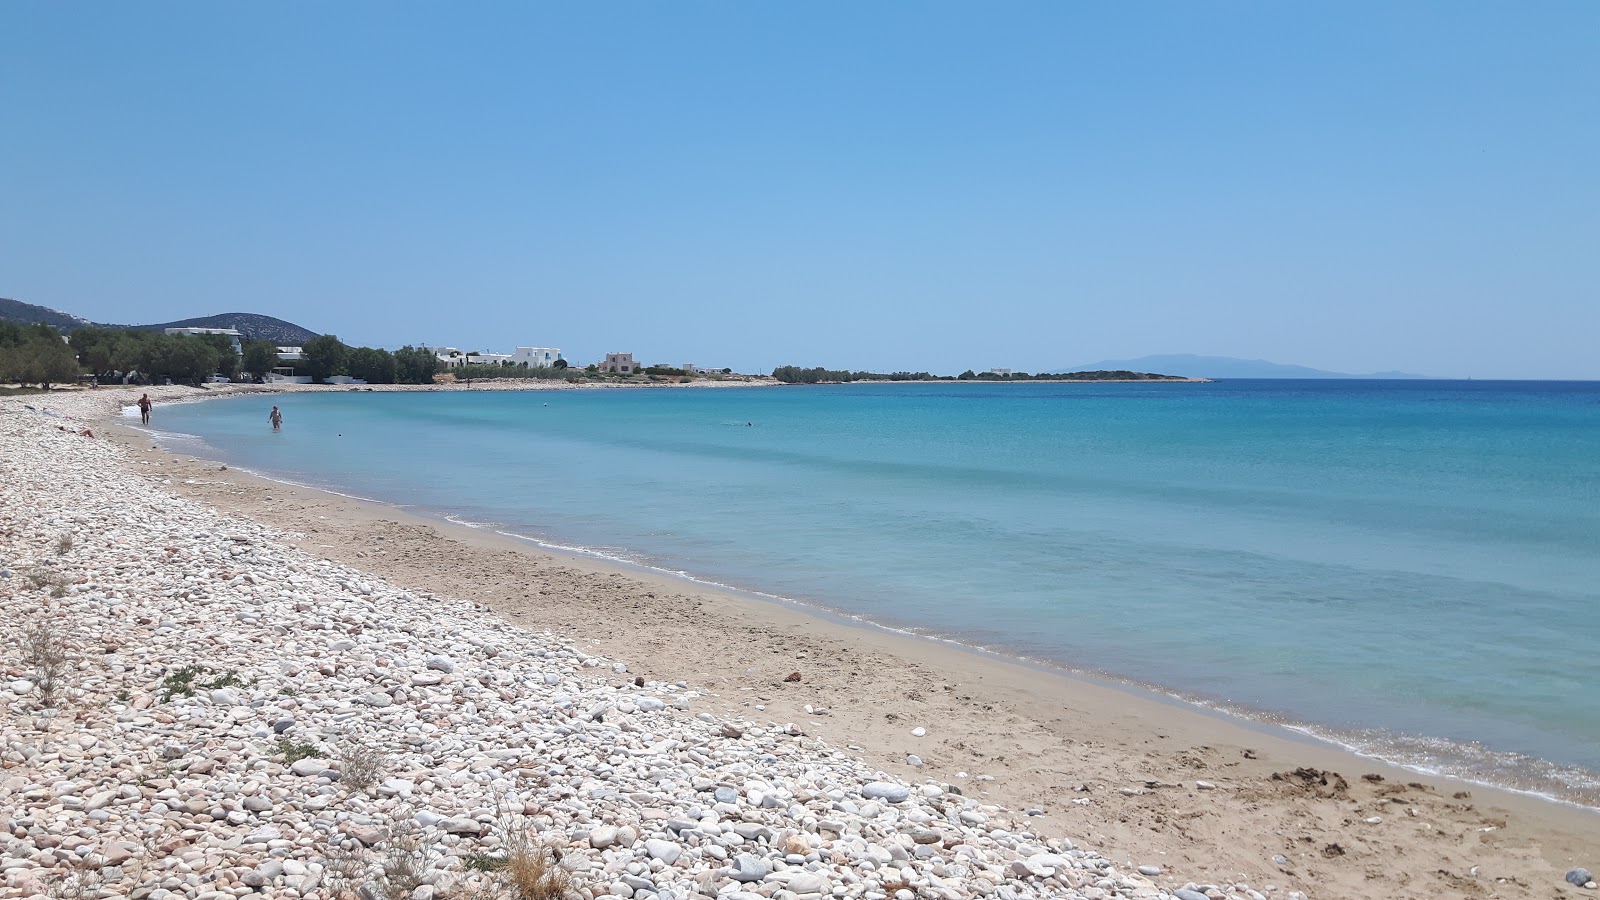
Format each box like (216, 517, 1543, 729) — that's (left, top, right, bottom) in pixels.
(55, 534, 74, 555)
(501, 821, 571, 900)
(21, 618, 70, 705)
(337, 740, 389, 793)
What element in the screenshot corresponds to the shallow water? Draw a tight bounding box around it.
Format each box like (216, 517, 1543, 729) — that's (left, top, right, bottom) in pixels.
(154, 380, 1600, 805)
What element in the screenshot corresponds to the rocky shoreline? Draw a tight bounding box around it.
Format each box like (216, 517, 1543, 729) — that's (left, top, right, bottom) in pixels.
(0, 394, 1220, 900)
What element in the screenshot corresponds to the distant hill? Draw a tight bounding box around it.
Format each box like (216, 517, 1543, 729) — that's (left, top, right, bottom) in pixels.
(138, 312, 319, 344)
(0, 297, 96, 330)
(1064, 354, 1432, 380)
(0, 297, 318, 344)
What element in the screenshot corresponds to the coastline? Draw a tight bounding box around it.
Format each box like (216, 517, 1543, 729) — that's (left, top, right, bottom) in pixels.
(10, 384, 1599, 899)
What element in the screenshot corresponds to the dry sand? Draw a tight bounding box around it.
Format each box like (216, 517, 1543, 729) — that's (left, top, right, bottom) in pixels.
(54, 384, 1600, 899)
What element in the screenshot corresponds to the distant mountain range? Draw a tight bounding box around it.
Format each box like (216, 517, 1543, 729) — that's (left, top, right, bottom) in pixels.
(1064, 354, 1432, 380)
(0, 297, 319, 344)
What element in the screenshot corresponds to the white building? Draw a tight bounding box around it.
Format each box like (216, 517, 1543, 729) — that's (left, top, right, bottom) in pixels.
(599, 352, 637, 374)
(165, 327, 243, 352)
(512, 346, 562, 368)
(276, 346, 302, 361)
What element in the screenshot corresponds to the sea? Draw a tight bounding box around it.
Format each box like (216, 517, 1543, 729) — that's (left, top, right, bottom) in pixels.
(148, 380, 1600, 807)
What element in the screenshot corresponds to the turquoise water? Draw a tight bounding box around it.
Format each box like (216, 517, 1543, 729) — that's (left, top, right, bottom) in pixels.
(153, 381, 1600, 804)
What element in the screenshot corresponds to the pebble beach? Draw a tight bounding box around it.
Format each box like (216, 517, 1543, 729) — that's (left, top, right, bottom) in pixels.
(4, 386, 1598, 900)
(2, 388, 1174, 900)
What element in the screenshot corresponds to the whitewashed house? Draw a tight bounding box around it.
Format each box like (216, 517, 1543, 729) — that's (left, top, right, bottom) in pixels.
(164, 327, 243, 353)
(512, 347, 562, 368)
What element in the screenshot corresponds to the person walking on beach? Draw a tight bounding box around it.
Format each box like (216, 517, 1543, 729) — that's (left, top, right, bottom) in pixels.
(137, 393, 152, 425)
(269, 405, 283, 431)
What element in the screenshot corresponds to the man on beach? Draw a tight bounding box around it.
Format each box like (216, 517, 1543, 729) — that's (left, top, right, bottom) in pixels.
(269, 406, 283, 431)
(137, 393, 152, 425)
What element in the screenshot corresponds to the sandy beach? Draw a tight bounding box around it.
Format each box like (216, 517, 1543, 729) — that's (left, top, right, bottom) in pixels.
(6, 384, 1599, 900)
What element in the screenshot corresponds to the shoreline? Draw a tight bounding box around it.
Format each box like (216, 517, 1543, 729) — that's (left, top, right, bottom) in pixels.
(132, 387, 1600, 812)
(12, 384, 1600, 899)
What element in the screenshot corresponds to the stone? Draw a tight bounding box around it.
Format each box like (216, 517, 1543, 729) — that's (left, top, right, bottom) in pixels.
(1174, 891, 1210, 900)
(788, 873, 829, 894)
(728, 854, 772, 883)
(589, 825, 620, 849)
(861, 782, 910, 803)
(83, 790, 117, 811)
(290, 758, 331, 777)
(440, 817, 483, 835)
(645, 839, 681, 864)
(1568, 869, 1594, 887)
(424, 655, 455, 673)
(1138, 865, 1161, 876)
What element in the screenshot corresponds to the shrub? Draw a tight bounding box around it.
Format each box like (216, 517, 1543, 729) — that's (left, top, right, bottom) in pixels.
(337, 740, 388, 793)
(21, 620, 70, 705)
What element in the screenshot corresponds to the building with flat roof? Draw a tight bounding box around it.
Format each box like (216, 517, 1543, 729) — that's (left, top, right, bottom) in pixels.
(164, 327, 243, 352)
(599, 352, 636, 374)
(512, 347, 562, 368)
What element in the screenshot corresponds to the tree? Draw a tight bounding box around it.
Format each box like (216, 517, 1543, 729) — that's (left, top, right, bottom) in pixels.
(346, 346, 397, 384)
(1, 326, 81, 387)
(158, 336, 222, 383)
(393, 345, 439, 384)
(958, 369, 976, 380)
(68, 327, 122, 375)
(553, 358, 568, 369)
(242, 341, 279, 379)
(301, 334, 348, 381)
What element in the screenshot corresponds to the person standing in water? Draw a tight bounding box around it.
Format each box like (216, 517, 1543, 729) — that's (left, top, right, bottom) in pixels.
(137, 393, 152, 425)
(269, 405, 283, 431)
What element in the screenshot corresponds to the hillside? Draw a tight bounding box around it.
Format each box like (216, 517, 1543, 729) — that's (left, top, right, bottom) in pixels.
(139, 312, 319, 344)
(0, 297, 96, 330)
(1065, 354, 1432, 380)
(0, 298, 318, 344)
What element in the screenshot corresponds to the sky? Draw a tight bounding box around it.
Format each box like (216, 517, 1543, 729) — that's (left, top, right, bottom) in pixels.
(3, 3, 1597, 378)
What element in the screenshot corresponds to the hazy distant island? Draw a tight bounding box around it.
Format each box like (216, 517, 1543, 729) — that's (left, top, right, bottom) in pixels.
(1067, 354, 1433, 380)
(770, 365, 1201, 383)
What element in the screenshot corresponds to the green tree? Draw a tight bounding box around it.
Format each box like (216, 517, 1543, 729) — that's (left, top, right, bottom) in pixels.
(1, 326, 82, 387)
(346, 346, 397, 384)
(159, 336, 223, 383)
(67, 327, 123, 375)
(301, 334, 348, 381)
(392, 345, 439, 384)
(242, 340, 280, 379)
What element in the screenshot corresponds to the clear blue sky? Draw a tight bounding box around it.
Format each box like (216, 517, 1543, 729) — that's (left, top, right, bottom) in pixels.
(3, 3, 1596, 377)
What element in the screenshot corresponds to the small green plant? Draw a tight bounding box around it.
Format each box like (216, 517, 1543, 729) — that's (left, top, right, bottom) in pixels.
(276, 737, 321, 763)
(158, 665, 204, 702)
(278, 686, 298, 697)
(465, 853, 509, 872)
(114, 689, 131, 703)
(158, 666, 253, 701)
